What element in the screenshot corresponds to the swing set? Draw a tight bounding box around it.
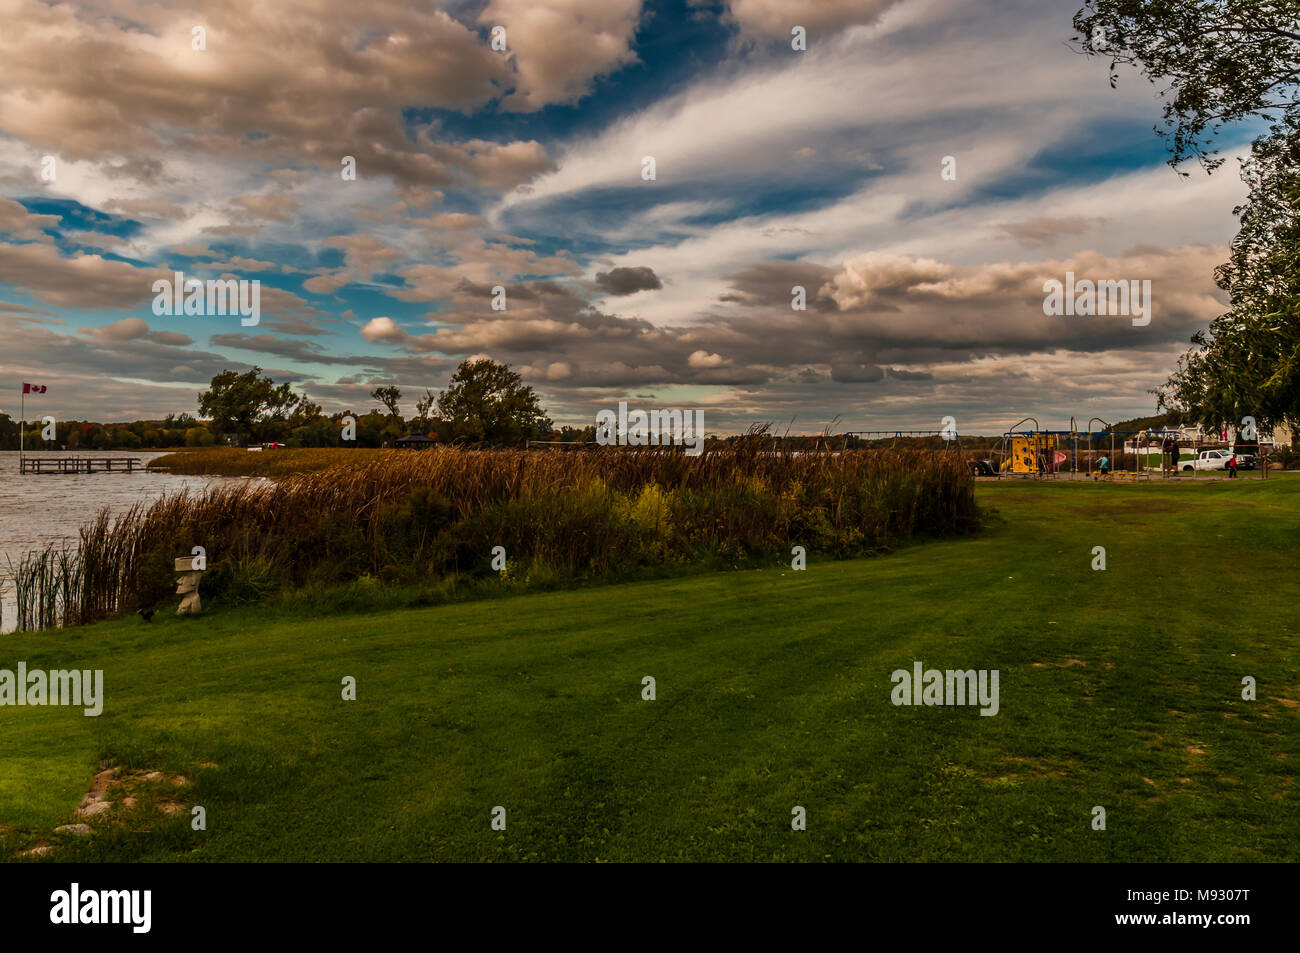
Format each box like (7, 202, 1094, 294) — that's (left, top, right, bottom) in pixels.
(840, 429, 962, 450)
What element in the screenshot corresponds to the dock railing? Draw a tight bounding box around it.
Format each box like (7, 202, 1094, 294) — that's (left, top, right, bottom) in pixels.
(19, 457, 144, 474)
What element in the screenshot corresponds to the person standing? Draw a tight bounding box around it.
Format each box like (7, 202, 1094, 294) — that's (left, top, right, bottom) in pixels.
(1228, 452, 1238, 478)
(1163, 435, 1178, 474)
(1098, 454, 1109, 480)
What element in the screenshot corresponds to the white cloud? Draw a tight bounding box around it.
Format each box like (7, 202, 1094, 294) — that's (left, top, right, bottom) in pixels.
(720, 0, 902, 39)
(480, 0, 644, 111)
(688, 350, 729, 368)
(361, 316, 405, 343)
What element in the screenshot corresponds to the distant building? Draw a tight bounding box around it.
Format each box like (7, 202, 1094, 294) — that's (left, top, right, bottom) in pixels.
(1187, 422, 1293, 448)
(395, 434, 437, 449)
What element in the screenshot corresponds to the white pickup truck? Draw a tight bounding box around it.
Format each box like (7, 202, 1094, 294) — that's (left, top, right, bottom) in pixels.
(1182, 449, 1254, 472)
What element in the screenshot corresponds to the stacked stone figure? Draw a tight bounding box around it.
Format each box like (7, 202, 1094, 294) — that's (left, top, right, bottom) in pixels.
(174, 557, 204, 615)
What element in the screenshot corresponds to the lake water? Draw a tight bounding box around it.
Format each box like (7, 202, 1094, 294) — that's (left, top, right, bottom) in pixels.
(0, 451, 242, 632)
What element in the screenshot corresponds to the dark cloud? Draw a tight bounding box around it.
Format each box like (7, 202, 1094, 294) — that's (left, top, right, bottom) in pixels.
(208, 333, 364, 365)
(595, 266, 662, 296)
(830, 363, 886, 383)
(997, 216, 1107, 248)
(886, 368, 933, 381)
(0, 242, 162, 310)
(1, 319, 259, 417)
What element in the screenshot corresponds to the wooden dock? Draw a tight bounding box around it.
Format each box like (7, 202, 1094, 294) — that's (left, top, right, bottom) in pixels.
(19, 456, 144, 474)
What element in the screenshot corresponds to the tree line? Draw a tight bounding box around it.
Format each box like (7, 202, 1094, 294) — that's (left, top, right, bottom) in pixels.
(4, 358, 593, 451)
(0, 412, 216, 451)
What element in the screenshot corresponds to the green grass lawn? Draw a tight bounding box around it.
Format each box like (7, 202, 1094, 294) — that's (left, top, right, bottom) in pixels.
(2, 477, 1296, 862)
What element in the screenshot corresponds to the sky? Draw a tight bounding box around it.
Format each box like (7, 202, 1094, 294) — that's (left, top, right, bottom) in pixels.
(0, 0, 1259, 434)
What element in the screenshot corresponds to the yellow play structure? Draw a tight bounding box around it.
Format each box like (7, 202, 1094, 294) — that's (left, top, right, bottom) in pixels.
(1004, 433, 1061, 474)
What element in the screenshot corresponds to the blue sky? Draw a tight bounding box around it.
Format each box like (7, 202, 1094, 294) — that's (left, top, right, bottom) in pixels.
(0, 0, 1259, 432)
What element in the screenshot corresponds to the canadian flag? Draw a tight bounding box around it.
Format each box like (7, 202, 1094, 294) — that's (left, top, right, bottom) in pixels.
(22, 382, 47, 394)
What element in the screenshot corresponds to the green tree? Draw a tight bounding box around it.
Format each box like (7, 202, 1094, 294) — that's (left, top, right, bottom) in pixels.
(1075, 2, 1300, 433)
(415, 388, 436, 428)
(198, 368, 304, 445)
(1073, 3, 1300, 174)
(1159, 117, 1300, 435)
(558, 424, 596, 443)
(112, 427, 142, 449)
(381, 416, 406, 446)
(287, 416, 342, 448)
(434, 359, 552, 446)
(355, 411, 390, 448)
(371, 385, 402, 419)
(0, 413, 17, 451)
(292, 396, 322, 427)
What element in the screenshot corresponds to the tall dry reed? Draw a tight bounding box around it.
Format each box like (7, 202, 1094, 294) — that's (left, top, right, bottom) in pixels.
(5, 442, 979, 631)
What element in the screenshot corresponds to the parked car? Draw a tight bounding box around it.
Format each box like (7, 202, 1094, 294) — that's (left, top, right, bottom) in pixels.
(967, 457, 998, 476)
(1183, 449, 1251, 472)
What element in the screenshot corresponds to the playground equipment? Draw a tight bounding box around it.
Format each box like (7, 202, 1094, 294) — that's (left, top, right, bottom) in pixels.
(988, 417, 1238, 480)
(836, 416, 1269, 481)
(998, 418, 1066, 474)
(840, 429, 963, 451)
(992, 417, 1154, 479)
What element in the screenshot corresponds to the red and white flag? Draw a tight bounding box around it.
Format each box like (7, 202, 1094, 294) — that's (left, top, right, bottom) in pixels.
(22, 382, 47, 394)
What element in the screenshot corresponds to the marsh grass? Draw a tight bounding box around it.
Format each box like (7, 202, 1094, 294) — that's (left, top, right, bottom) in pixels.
(7, 441, 979, 630)
(148, 447, 385, 478)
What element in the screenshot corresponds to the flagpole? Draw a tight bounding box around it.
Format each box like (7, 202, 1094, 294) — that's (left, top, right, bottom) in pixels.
(19, 387, 24, 475)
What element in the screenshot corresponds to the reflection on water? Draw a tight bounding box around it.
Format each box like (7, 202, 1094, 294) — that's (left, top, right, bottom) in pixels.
(0, 451, 245, 632)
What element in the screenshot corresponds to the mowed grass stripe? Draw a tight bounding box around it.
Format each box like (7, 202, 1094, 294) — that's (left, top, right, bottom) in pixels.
(1, 477, 1295, 861)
